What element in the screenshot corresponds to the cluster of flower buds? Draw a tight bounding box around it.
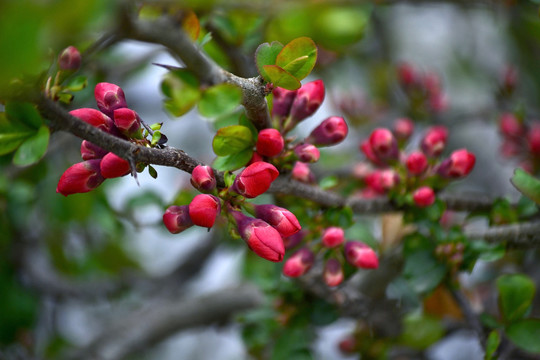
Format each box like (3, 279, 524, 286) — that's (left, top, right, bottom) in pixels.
(56, 82, 149, 196)
(397, 62, 448, 114)
(498, 112, 540, 173)
(358, 119, 476, 208)
(435, 241, 465, 273)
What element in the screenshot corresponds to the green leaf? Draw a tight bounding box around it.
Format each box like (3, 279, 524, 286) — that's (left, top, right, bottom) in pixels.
(199, 83, 242, 118)
(496, 274, 535, 323)
(511, 168, 540, 205)
(404, 250, 447, 294)
(319, 175, 338, 190)
(5, 102, 42, 130)
(148, 165, 158, 179)
(485, 330, 500, 360)
(506, 319, 540, 354)
(65, 75, 87, 91)
(212, 125, 254, 156)
(213, 148, 253, 171)
(0, 113, 35, 155)
(161, 70, 201, 117)
(400, 313, 444, 350)
(275, 37, 317, 81)
(263, 65, 301, 90)
(238, 113, 258, 141)
(255, 41, 284, 82)
(12, 125, 49, 166)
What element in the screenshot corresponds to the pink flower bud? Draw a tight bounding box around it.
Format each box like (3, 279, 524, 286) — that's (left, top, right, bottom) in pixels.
(294, 143, 320, 163)
(500, 139, 521, 158)
(283, 230, 305, 249)
(94, 82, 127, 117)
(271, 87, 297, 118)
(344, 241, 379, 269)
(406, 151, 428, 176)
(360, 140, 384, 166)
(502, 65, 518, 93)
(499, 113, 524, 139)
(56, 159, 105, 196)
(58, 46, 81, 71)
(324, 259, 344, 287)
(413, 186, 436, 207)
(291, 161, 315, 183)
(256, 129, 284, 157)
(80, 140, 107, 160)
(190, 165, 216, 192)
(393, 117, 414, 141)
(113, 108, 141, 137)
(70, 108, 115, 133)
(322, 227, 345, 248)
(527, 124, 540, 156)
(422, 71, 442, 95)
(289, 79, 325, 122)
(369, 128, 398, 161)
(163, 205, 193, 234)
(397, 62, 418, 87)
(365, 169, 400, 194)
(429, 92, 449, 113)
(282, 248, 315, 277)
(232, 161, 279, 198)
(352, 162, 372, 180)
(421, 126, 448, 157)
(437, 149, 476, 178)
(188, 194, 221, 228)
(306, 116, 348, 147)
(100, 152, 131, 179)
(232, 211, 285, 262)
(254, 204, 301, 238)
(247, 151, 264, 166)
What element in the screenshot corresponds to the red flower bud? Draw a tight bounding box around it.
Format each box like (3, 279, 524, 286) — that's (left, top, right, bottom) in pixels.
(429, 92, 448, 113)
(500, 139, 521, 158)
(338, 336, 357, 354)
(352, 162, 373, 180)
(291, 161, 315, 183)
(100, 152, 131, 179)
(360, 140, 384, 166)
(369, 128, 398, 161)
(406, 151, 428, 176)
(421, 126, 448, 157)
(365, 169, 400, 194)
(283, 230, 305, 250)
(397, 62, 418, 88)
(189, 194, 221, 228)
(413, 186, 436, 207)
(113, 108, 141, 138)
(163, 205, 193, 234)
(306, 116, 348, 146)
(56, 159, 105, 196)
(499, 113, 524, 139)
(58, 46, 81, 71)
(70, 108, 115, 133)
(437, 149, 476, 178)
(232, 211, 285, 262)
(80, 140, 107, 160)
(254, 204, 301, 238)
(423, 71, 442, 95)
(256, 129, 284, 157)
(294, 143, 320, 163)
(271, 87, 297, 118)
(527, 124, 540, 156)
(322, 227, 345, 248)
(393, 117, 414, 141)
(344, 241, 379, 269)
(282, 248, 314, 277)
(94, 82, 127, 117)
(190, 165, 216, 192)
(232, 161, 279, 198)
(289, 79, 325, 122)
(502, 65, 518, 93)
(247, 151, 264, 166)
(324, 259, 344, 287)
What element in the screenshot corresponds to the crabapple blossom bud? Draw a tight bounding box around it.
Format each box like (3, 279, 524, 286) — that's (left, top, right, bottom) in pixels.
(421, 126, 448, 157)
(352, 162, 372, 180)
(232, 211, 285, 262)
(306, 116, 348, 146)
(499, 113, 524, 138)
(254, 204, 301, 238)
(360, 140, 384, 166)
(500, 139, 521, 158)
(294, 143, 320, 163)
(256, 129, 284, 157)
(94, 82, 127, 117)
(429, 92, 448, 112)
(247, 151, 264, 166)
(527, 124, 540, 156)
(113, 108, 141, 137)
(338, 336, 357, 354)
(190, 165, 216, 192)
(189, 194, 221, 229)
(80, 140, 107, 160)
(406, 151, 428, 176)
(231, 161, 279, 198)
(291, 161, 315, 183)
(70, 108, 115, 133)
(324, 259, 344, 287)
(397, 62, 418, 87)
(283, 230, 305, 249)
(502, 65, 518, 93)
(423, 71, 442, 95)
(58, 46, 81, 70)
(56, 159, 105, 196)
(282, 248, 314, 277)
(344, 241, 379, 269)
(369, 128, 398, 161)
(365, 169, 400, 194)
(162, 205, 193, 234)
(393, 117, 414, 141)
(437, 149, 476, 178)
(100, 152, 131, 179)
(413, 186, 436, 207)
(322, 227, 345, 248)
(271, 87, 297, 118)
(289, 79, 325, 122)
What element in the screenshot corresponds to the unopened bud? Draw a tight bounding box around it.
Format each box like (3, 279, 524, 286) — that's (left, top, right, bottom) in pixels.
(499, 113, 524, 139)
(322, 227, 345, 248)
(527, 124, 540, 156)
(256, 129, 284, 157)
(306, 116, 348, 147)
(254, 204, 301, 238)
(289, 79, 325, 122)
(283, 230, 305, 250)
(344, 241, 379, 269)
(282, 248, 315, 277)
(56, 159, 104, 196)
(231, 161, 279, 198)
(406, 151, 428, 176)
(294, 143, 320, 163)
(365, 169, 400, 194)
(163, 205, 193, 234)
(100, 152, 131, 179)
(113, 108, 141, 138)
(70, 108, 115, 133)
(437, 149, 476, 178)
(324, 259, 344, 287)
(271, 87, 297, 118)
(80, 140, 107, 160)
(397, 62, 418, 88)
(188, 194, 221, 228)
(94, 82, 128, 117)
(58, 46, 81, 71)
(393, 117, 414, 141)
(421, 126, 448, 157)
(369, 128, 398, 161)
(413, 186, 436, 207)
(190, 165, 216, 192)
(291, 161, 315, 183)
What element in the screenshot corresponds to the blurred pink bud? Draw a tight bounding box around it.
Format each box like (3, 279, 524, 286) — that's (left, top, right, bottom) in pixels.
(291, 161, 315, 183)
(397, 62, 418, 87)
(422, 71, 442, 95)
(190, 165, 216, 192)
(306, 116, 348, 146)
(352, 162, 372, 180)
(100, 152, 131, 179)
(421, 126, 448, 157)
(58, 46, 81, 70)
(80, 140, 107, 160)
(527, 124, 540, 156)
(232, 161, 279, 198)
(163, 205, 193, 234)
(338, 336, 357, 354)
(322, 227, 345, 248)
(429, 92, 449, 113)
(500, 139, 521, 158)
(499, 113, 524, 139)
(56, 159, 104, 196)
(502, 65, 518, 92)
(365, 169, 400, 194)
(189, 194, 221, 228)
(324, 259, 344, 287)
(360, 140, 384, 166)
(406, 151, 428, 176)
(283, 230, 305, 250)
(413, 186, 436, 207)
(271, 87, 297, 118)
(289, 79, 325, 122)
(95, 82, 127, 117)
(113, 108, 141, 137)
(344, 241, 379, 269)
(437, 149, 476, 178)
(255, 204, 301, 238)
(256, 129, 284, 157)
(369, 128, 398, 161)
(393, 117, 414, 141)
(70, 108, 115, 133)
(282, 248, 314, 277)
(294, 143, 320, 163)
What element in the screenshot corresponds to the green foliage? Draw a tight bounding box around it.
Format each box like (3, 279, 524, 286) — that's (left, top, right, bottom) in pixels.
(506, 319, 540, 354)
(511, 168, 540, 205)
(161, 69, 201, 116)
(212, 125, 254, 156)
(399, 313, 444, 349)
(496, 274, 535, 323)
(199, 83, 243, 118)
(13, 125, 50, 166)
(255, 41, 284, 81)
(484, 330, 500, 360)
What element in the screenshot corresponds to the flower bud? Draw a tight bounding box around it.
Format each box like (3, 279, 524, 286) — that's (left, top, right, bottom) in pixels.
(502, 65, 518, 93)
(254, 204, 301, 238)
(163, 205, 193, 234)
(94, 82, 128, 117)
(360, 140, 384, 166)
(437, 149, 476, 178)
(429, 92, 448, 113)
(58, 46, 81, 71)
(397, 62, 418, 88)
(344, 241, 379, 269)
(338, 336, 357, 354)
(56, 159, 105, 196)
(247, 151, 264, 166)
(283, 230, 305, 250)
(352, 162, 372, 180)
(500, 139, 521, 158)
(256, 129, 284, 157)
(369, 128, 398, 161)
(282, 248, 314, 277)
(322, 227, 345, 248)
(291, 161, 315, 183)
(100, 152, 131, 179)
(499, 113, 524, 139)
(294, 143, 320, 163)
(324, 259, 344, 287)
(393, 117, 414, 141)
(190, 165, 216, 192)
(413, 186, 436, 207)
(70, 108, 115, 133)
(306, 116, 348, 147)
(271, 87, 297, 118)
(527, 124, 540, 156)
(421, 126, 448, 157)
(365, 169, 400, 194)
(232, 211, 285, 262)
(423, 71, 442, 95)
(188, 194, 221, 228)
(231, 161, 279, 198)
(113, 108, 141, 138)
(80, 140, 107, 160)
(406, 151, 428, 176)
(289, 79, 325, 122)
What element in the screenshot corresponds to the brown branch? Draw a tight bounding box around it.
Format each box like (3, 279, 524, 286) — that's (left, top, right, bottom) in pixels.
(465, 220, 540, 248)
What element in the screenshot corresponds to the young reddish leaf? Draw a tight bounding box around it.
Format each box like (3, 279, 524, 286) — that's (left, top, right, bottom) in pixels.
(199, 83, 242, 118)
(511, 168, 540, 205)
(255, 41, 284, 82)
(212, 125, 254, 156)
(262, 65, 301, 90)
(275, 37, 317, 81)
(182, 10, 200, 41)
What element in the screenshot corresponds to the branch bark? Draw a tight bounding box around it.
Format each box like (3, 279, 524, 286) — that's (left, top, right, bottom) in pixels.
(465, 220, 540, 248)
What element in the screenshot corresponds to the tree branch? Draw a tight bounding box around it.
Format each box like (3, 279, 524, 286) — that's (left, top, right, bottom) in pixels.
(465, 220, 540, 248)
